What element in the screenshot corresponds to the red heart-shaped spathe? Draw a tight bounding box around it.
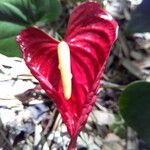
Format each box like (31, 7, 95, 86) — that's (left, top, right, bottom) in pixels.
(16, 2, 118, 149)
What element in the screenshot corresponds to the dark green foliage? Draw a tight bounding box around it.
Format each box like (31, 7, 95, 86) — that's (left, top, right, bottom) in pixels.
(0, 0, 62, 57)
(0, 37, 20, 57)
(119, 81, 150, 144)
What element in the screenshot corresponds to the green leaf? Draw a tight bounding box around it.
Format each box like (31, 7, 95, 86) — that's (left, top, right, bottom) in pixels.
(0, 37, 20, 57)
(0, 21, 25, 39)
(34, 0, 62, 23)
(119, 81, 150, 144)
(0, 1, 29, 25)
(49, 0, 62, 21)
(0, 0, 62, 26)
(0, 0, 62, 57)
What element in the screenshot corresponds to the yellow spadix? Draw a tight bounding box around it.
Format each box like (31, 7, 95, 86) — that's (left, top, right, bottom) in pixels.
(57, 41, 72, 100)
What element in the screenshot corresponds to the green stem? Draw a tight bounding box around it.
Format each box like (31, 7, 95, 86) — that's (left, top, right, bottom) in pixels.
(101, 81, 128, 90)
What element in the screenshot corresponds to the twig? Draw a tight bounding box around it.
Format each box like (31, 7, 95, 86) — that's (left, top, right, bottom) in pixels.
(34, 108, 59, 149)
(48, 112, 62, 148)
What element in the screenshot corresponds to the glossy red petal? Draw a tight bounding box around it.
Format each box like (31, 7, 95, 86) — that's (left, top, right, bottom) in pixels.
(64, 2, 118, 148)
(16, 27, 59, 97)
(16, 26, 80, 138)
(16, 27, 71, 119)
(16, 2, 118, 150)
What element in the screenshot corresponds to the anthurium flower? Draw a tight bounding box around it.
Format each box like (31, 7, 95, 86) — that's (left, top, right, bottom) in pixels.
(16, 2, 118, 150)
